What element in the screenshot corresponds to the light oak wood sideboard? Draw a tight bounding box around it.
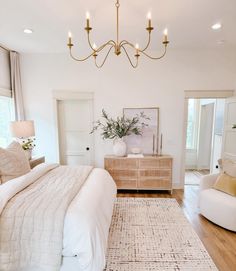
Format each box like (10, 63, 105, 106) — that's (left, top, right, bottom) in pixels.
(104, 155, 173, 193)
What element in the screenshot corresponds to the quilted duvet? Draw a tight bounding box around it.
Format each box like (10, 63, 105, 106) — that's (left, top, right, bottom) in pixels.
(0, 163, 93, 271)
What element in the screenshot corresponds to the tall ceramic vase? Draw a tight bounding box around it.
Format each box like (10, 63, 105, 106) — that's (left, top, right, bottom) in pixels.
(113, 138, 126, 157)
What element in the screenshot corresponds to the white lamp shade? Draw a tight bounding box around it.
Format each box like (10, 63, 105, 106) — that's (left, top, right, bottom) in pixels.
(10, 120, 35, 138)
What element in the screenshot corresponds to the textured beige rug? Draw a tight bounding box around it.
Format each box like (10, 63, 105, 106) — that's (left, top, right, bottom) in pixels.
(105, 198, 218, 271)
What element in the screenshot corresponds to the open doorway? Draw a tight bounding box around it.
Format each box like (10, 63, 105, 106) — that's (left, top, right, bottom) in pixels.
(185, 98, 225, 185)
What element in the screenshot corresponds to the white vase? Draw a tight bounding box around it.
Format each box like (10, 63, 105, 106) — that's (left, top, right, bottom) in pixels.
(24, 149, 32, 160)
(113, 138, 126, 157)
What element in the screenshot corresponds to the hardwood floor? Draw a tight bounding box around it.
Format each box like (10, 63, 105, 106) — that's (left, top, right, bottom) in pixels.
(185, 169, 210, 185)
(117, 186, 236, 271)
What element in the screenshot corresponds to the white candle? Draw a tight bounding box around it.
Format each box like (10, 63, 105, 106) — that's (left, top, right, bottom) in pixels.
(86, 12, 90, 28)
(68, 32, 72, 44)
(163, 28, 168, 42)
(147, 12, 152, 28)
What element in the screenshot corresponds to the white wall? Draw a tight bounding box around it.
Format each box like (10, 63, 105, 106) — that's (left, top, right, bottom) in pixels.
(20, 49, 236, 188)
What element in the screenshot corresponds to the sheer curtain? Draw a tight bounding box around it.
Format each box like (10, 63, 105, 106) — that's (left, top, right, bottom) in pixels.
(10, 51, 25, 120)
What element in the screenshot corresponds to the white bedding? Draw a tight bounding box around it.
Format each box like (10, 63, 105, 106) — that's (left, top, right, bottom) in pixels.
(62, 167, 117, 271)
(0, 163, 116, 271)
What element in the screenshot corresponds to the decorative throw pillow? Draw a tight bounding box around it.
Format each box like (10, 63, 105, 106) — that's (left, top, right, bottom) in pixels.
(0, 141, 31, 184)
(222, 159, 236, 177)
(214, 173, 236, 196)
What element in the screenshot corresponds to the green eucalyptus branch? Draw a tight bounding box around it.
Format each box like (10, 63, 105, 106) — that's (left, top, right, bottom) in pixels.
(90, 109, 149, 140)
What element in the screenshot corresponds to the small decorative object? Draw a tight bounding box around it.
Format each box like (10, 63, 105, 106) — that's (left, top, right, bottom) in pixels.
(160, 133, 163, 156)
(22, 138, 36, 159)
(10, 120, 36, 160)
(123, 108, 159, 155)
(91, 109, 149, 157)
(131, 147, 142, 154)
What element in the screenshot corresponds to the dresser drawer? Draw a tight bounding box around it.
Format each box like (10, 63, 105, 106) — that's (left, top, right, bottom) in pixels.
(110, 169, 138, 179)
(105, 158, 138, 170)
(139, 158, 172, 169)
(139, 169, 171, 178)
(138, 178, 171, 190)
(115, 179, 138, 189)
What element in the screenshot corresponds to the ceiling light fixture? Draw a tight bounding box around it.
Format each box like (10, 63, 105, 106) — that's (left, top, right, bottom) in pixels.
(23, 28, 33, 34)
(67, 0, 169, 68)
(211, 23, 222, 30)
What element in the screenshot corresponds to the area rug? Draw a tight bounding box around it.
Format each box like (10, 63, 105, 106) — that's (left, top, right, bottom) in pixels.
(104, 198, 218, 271)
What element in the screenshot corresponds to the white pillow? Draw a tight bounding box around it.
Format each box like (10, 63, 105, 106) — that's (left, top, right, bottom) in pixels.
(222, 159, 236, 177)
(0, 141, 31, 184)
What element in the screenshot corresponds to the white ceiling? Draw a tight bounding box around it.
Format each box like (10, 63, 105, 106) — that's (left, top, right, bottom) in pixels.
(1, 0, 236, 53)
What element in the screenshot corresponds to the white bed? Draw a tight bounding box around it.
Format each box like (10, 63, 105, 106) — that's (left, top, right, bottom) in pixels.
(61, 167, 116, 271)
(0, 163, 117, 271)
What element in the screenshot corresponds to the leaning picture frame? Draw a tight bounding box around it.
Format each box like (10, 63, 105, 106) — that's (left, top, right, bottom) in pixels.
(123, 107, 160, 155)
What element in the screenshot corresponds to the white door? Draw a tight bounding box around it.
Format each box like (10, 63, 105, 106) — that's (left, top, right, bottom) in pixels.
(57, 99, 94, 166)
(222, 97, 236, 161)
(197, 103, 214, 170)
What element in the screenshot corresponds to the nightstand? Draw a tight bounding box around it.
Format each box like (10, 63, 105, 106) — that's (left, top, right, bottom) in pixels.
(29, 156, 45, 169)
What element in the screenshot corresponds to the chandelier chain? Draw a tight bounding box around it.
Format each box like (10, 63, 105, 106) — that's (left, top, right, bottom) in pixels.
(115, 0, 120, 8)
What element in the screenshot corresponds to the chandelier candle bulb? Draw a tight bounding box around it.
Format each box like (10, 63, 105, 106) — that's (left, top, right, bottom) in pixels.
(92, 43, 97, 50)
(68, 32, 72, 44)
(135, 43, 140, 57)
(147, 12, 152, 28)
(164, 28, 168, 42)
(86, 12, 90, 28)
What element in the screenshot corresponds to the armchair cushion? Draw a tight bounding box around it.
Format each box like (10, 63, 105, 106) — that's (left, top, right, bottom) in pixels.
(213, 173, 236, 196)
(199, 173, 219, 192)
(222, 159, 236, 177)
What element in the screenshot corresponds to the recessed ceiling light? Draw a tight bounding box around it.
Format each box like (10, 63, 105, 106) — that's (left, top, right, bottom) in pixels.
(211, 23, 222, 30)
(24, 28, 33, 34)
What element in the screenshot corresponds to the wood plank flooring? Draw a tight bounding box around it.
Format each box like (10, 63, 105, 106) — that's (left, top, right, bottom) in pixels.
(117, 186, 236, 271)
(185, 169, 210, 185)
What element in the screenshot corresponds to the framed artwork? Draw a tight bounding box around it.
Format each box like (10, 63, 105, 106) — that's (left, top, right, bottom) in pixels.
(123, 107, 159, 155)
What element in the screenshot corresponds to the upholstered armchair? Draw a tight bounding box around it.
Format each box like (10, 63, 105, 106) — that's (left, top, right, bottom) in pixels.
(199, 173, 236, 232)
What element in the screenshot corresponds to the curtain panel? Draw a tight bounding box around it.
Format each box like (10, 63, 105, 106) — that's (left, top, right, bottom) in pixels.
(10, 51, 25, 120)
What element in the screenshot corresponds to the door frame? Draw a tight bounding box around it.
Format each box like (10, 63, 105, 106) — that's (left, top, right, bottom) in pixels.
(52, 90, 94, 164)
(222, 96, 236, 161)
(180, 90, 234, 188)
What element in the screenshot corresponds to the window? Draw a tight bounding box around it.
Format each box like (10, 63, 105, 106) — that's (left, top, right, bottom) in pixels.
(0, 47, 14, 147)
(0, 95, 14, 147)
(186, 99, 198, 149)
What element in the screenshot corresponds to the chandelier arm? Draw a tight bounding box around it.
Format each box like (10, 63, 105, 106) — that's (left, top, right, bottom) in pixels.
(140, 32, 151, 52)
(119, 33, 151, 53)
(121, 45, 139, 68)
(119, 40, 135, 48)
(86, 32, 96, 51)
(69, 48, 95, 62)
(97, 40, 116, 53)
(140, 45, 167, 60)
(87, 30, 115, 52)
(95, 46, 114, 68)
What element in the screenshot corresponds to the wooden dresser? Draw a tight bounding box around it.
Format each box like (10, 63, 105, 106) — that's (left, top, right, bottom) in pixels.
(104, 155, 173, 193)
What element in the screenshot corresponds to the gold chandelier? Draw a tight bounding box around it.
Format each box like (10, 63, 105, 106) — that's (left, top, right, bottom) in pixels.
(67, 0, 169, 68)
